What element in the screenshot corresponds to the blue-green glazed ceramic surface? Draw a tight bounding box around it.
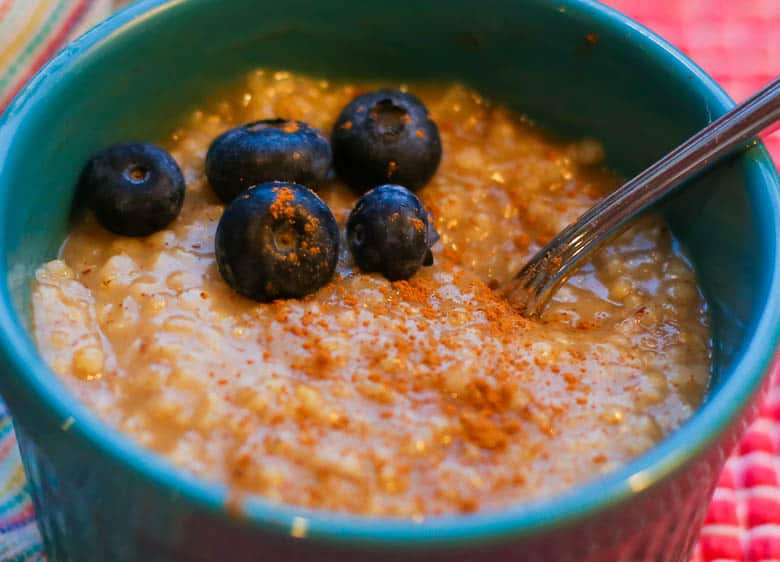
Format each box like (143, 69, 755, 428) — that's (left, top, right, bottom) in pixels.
(0, 1, 778, 561)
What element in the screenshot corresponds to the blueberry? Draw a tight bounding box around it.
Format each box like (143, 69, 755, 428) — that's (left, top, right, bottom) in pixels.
(332, 90, 441, 192)
(215, 181, 339, 301)
(79, 142, 185, 237)
(206, 119, 332, 202)
(346, 184, 439, 281)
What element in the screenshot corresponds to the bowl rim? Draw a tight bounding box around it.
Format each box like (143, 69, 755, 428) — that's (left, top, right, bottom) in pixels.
(0, 0, 779, 548)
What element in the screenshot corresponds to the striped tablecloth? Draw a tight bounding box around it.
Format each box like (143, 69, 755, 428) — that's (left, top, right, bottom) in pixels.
(0, 3, 113, 559)
(0, 1, 778, 561)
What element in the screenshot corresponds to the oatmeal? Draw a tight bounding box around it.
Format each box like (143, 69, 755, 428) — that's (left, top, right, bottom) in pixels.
(31, 71, 710, 516)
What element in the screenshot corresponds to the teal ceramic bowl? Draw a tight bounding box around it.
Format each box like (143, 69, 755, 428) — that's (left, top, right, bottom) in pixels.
(0, 1, 778, 561)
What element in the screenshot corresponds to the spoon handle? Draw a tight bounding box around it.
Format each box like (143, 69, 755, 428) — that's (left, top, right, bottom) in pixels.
(505, 76, 780, 318)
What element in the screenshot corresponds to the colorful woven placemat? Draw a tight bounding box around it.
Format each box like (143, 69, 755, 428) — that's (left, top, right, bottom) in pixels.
(0, 0, 110, 115)
(0, 3, 111, 559)
(0, 1, 778, 561)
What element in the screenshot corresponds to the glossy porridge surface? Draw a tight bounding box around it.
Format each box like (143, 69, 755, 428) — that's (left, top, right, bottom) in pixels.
(32, 70, 711, 516)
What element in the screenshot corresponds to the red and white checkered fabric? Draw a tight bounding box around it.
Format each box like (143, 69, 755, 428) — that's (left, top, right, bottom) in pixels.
(602, 3, 780, 561)
(604, 0, 780, 179)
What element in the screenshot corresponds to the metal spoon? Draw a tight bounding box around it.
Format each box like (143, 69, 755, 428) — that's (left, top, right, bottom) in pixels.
(504, 76, 780, 318)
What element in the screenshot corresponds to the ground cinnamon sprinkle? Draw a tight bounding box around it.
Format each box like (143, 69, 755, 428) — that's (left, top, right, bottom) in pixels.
(459, 409, 508, 450)
(392, 279, 432, 303)
(303, 216, 320, 234)
(442, 246, 462, 265)
(513, 233, 530, 249)
(420, 305, 438, 319)
(342, 294, 358, 306)
(268, 186, 299, 222)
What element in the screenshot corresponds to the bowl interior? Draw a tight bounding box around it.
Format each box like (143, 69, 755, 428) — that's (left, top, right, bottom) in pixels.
(0, 0, 778, 544)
